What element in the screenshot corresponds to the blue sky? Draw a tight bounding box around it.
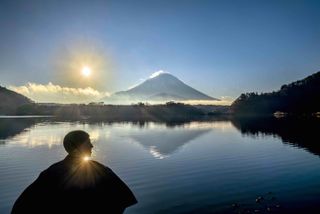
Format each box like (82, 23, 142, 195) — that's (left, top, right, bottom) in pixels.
(1, 0, 320, 103)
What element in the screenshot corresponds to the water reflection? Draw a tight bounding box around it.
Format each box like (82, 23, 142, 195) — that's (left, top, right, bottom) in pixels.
(0, 118, 232, 159)
(231, 116, 320, 156)
(1, 117, 320, 158)
(128, 128, 211, 159)
(1, 119, 101, 148)
(0, 118, 39, 140)
(1, 117, 320, 214)
(125, 121, 232, 159)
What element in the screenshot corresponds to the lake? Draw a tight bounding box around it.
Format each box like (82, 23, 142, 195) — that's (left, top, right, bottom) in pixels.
(0, 117, 320, 213)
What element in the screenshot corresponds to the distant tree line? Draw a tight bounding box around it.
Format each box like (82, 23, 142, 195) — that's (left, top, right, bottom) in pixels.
(231, 71, 320, 115)
(13, 102, 206, 121)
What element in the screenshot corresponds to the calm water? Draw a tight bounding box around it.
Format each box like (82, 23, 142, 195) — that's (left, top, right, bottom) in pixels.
(1, 117, 320, 213)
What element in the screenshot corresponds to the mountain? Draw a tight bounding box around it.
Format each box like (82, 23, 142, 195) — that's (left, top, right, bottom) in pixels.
(231, 71, 320, 115)
(0, 86, 33, 114)
(103, 73, 218, 103)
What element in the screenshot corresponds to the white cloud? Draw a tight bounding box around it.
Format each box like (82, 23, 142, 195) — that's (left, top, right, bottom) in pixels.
(149, 70, 169, 79)
(178, 96, 235, 105)
(9, 82, 110, 104)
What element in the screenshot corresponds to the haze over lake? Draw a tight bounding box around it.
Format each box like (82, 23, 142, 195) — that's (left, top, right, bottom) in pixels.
(1, 117, 320, 214)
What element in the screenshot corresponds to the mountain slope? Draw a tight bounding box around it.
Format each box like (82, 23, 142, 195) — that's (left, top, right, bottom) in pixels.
(105, 73, 218, 103)
(0, 86, 33, 114)
(231, 71, 320, 115)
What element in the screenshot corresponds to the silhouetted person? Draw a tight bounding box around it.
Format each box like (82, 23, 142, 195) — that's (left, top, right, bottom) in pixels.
(12, 130, 137, 214)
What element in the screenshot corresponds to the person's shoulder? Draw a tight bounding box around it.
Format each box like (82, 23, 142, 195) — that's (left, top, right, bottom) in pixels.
(47, 160, 65, 169)
(41, 160, 66, 175)
(89, 160, 113, 172)
(90, 160, 110, 169)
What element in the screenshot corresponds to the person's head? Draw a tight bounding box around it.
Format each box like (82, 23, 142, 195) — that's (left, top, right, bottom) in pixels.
(63, 130, 93, 157)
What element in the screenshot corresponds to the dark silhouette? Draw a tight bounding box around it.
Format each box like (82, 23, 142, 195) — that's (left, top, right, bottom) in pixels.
(231, 71, 320, 115)
(0, 86, 33, 115)
(11, 130, 137, 214)
(231, 116, 320, 156)
(0, 118, 40, 140)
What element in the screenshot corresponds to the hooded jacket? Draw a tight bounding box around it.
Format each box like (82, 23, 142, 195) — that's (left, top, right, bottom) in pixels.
(11, 155, 137, 214)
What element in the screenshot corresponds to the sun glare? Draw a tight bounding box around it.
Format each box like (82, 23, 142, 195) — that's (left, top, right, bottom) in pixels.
(81, 66, 91, 77)
(83, 156, 90, 161)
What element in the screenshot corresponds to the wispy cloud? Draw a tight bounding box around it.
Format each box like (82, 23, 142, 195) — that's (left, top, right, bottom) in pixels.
(180, 96, 234, 105)
(9, 82, 110, 104)
(149, 70, 169, 79)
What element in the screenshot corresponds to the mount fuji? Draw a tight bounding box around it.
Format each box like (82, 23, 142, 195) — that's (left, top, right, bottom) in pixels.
(103, 73, 219, 103)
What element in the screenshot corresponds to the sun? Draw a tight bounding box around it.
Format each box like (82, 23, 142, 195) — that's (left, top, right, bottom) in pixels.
(81, 66, 91, 77)
(83, 156, 90, 162)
